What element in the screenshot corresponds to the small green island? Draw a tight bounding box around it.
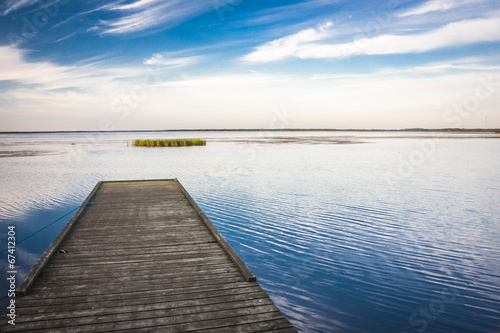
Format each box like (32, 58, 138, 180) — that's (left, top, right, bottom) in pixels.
(133, 139, 206, 147)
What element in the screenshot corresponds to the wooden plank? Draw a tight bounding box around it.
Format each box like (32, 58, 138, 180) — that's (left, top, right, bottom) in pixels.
(41, 254, 231, 271)
(3, 304, 282, 332)
(28, 275, 246, 299)
(15, 292, 272, 323)
(47, 247, 223, 265)
(39, 258, 233, 277)
(36, 263, 239, 282)
(260, 328, 300, 333)
(120, 317, 294, 333)
(56, 232, 215, 244)
(14, 282, 257, 309)
(190, 319, 295, 333)
(40, 250, 228, 270)
(16, 286, 264, 314)
(55, 239, 217, 251)
(34, 269, 239, 292)
(70, 223, 206, 233)
(48, 241, 220, 256)
(28, 272, 243, 295)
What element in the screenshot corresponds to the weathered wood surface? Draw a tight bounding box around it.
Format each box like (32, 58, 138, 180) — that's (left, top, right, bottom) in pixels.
(1, 179, 296, 332)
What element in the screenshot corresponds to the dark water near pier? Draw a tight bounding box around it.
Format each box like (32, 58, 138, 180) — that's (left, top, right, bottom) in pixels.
(1, 131, 499, 332)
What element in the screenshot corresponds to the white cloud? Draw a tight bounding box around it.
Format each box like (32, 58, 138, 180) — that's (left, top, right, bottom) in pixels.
(239, 0, 342, 26)
(143, 53, 202, 67)
(159, 72, 285, 87)
(114, 0, 159, 11)
(99, 0, 241, 35)
(0, 45, 148, 91)
(0, 0, 37, 16)
(2, 89, 96, 114)
(244, 17, 500, 62)
(397, 0, 455, 17)
(0, 46, 71, 87)
(396, 0, 494, 18)
(310, 57, 500, 79)
(243, 21, 333, 63)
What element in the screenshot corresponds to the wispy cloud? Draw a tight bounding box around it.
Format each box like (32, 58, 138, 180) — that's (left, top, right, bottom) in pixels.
(52, 31, 81, 44)
(238, 0, 342, 27)
(159, 72, 285, 87)
(396, 0, 494, 18)
(0, 45, 156, 94)
(98, 0, 241, 35)
(0, 46, 71, 87)
(397, 0, 455, 17)
(243, 21, 333, 63)
(143, 53, 202, 68)
(243, 17, 500, 62)
(308, 59, 500, 81)
(113, 0, 159, 11)
(0, 0, 37, 16)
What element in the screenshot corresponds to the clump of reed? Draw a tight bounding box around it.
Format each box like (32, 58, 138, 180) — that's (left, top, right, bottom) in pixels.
(133, 139, 206, 147)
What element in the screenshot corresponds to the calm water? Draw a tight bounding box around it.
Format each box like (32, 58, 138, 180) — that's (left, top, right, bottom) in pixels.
(1, 131, 499, 332)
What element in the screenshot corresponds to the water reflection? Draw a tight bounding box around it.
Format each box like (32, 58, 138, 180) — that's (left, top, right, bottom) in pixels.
(0, 132, 499, 333)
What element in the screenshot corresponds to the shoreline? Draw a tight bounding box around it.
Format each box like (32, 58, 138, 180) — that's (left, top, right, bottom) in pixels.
(1, 134, 500, 158)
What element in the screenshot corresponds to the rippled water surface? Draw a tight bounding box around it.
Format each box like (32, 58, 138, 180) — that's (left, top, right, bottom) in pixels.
(1, 131, 499, 332)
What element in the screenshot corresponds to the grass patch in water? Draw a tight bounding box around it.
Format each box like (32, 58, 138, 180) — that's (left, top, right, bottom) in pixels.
(133, 139, 206, 147)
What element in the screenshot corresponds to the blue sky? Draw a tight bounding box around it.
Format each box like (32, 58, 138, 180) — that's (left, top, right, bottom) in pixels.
(0, 0, 499, 131)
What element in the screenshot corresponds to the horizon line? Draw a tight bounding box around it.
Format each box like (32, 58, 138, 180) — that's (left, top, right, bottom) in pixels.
(1, 128, 499, 134)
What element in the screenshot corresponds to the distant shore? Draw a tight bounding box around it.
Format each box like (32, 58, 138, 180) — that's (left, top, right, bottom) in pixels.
(1, 128, 499, 134)
(1, 132, 500, 158)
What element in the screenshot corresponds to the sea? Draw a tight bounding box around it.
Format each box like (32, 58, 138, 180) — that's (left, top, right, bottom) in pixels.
(0, 131, 499, 332)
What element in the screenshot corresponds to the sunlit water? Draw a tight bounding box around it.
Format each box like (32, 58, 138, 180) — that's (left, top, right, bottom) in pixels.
(1, 131, 499, 332)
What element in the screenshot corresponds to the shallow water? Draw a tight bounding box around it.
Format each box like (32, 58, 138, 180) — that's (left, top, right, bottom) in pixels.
(1, 131, 499, 332)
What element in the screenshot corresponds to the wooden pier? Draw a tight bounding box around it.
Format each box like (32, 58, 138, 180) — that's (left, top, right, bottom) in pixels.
(1, 179, 296, 332)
